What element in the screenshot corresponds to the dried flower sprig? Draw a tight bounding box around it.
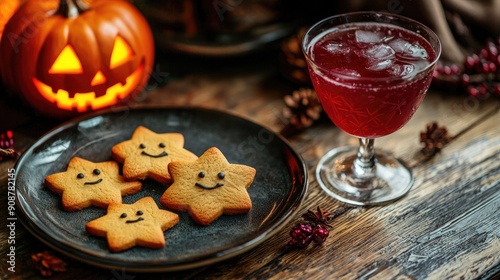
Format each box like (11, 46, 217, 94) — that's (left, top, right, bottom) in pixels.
(32, 251, 67, 277)
(288, 206, 334, 248)
(0, 148, 19, 161)
(0, 130, 19, 161)
(420, 122, 451, 158)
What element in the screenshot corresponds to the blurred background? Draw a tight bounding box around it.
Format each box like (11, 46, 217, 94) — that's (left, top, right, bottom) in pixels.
(1, 0, 499, 127)
(132, 0, 499, 61)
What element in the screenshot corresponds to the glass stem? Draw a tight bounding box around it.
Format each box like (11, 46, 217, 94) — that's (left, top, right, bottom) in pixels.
(353, 138, 376, 182)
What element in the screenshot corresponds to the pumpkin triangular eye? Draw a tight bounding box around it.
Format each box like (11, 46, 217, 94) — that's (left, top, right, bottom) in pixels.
(110, 35, 134, 69)
(49, 45, 83, 74)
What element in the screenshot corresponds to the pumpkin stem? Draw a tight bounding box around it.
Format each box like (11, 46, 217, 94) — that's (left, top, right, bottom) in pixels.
(56, 0, 89, 18)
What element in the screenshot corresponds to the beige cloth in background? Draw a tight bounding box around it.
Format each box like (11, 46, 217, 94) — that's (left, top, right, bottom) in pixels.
(336, 0, 500, 63)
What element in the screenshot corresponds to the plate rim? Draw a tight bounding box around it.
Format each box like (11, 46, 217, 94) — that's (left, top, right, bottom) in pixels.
(15, 105, 309, 272)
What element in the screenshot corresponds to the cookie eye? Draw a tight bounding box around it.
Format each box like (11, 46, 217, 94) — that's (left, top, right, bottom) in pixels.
(198, 172, 205, 178)
(93, 169, 101, 175)
(139, 143, 146, 149)
(159, 143, 166, 148)
(77, 173, 84, 179)
(136, 210, 143, 216)
(218, 172, 225, 179)
(120, 213, 127, 218)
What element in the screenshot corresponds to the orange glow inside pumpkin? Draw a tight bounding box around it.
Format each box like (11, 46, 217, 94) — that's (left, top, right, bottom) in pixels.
(91, 70, 106, 86)
(0, 0, 22, 41)
(110, 35, 134, 68)
(48, 45, 83, 74)
(33, 35, 143, 113)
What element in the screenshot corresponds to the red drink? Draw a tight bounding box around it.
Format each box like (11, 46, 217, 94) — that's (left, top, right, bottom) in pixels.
(303, 13, 441, 206)
(305, 23, 438, 137)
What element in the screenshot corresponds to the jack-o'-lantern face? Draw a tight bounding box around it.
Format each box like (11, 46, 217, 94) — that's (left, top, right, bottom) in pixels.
(33, 35, 145, 113)
(0, 0, 154, 119)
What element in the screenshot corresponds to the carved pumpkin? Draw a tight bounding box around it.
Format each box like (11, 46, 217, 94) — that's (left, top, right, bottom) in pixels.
(0, 0, 154, 118)
(0, 0, 23, 82)
(0, 0, 24, 40)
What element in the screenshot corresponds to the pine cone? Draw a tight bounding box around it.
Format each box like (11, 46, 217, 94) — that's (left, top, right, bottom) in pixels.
(282, 88, 322, 134)
(32, 251, 66, 277)
(420, 122, 451, 158)
(279, 27, 311, 85)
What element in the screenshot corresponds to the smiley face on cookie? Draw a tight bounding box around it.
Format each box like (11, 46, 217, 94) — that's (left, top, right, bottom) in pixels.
(195, 170, 226, 190)
(45, 157, 142, 211)
(139, 142, 168, 158)
(111, 126, 198, 184)
(120, 209, 145, 224)
(86, 197, 179, 252)
(77, 168, 103, 185)
(160, 147, 256, 226)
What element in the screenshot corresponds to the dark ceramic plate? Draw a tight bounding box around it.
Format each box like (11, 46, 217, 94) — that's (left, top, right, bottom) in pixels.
(15, 106, 308, 272)
(153, 22, 296, 57)
(134, 1, 298, 57)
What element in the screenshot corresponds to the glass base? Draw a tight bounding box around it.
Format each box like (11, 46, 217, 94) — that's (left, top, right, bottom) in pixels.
(316, 146, 413, 206)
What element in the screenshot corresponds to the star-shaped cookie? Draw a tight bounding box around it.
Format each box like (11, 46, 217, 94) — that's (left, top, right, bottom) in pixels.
(45, 157, 142, 211)
(86, 196, 179, 252)
(160, 147, 256, 225)
(111, 126, 197, 184)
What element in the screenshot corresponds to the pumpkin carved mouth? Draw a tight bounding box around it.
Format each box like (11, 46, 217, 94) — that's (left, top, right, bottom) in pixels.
(32, 62, 145, 113)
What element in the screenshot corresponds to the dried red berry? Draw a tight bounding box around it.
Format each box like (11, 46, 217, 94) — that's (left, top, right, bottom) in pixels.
(461, 74, 470, 85)
(0, 130, 14, 149)
(289, 223, 313, 248)
(312, 224, 330, 244)
(467, 86, 479, 97)
(493, 83, 500, 96)
(288, 236, 313, 248)
(0, 130, 19, 161)
(290, 223, 313, 239)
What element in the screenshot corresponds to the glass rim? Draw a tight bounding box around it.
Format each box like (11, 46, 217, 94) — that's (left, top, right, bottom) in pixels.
(302, 11, 442, 82)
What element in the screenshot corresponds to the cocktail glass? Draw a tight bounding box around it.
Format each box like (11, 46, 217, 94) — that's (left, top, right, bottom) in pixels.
(302, 12, 441, 205)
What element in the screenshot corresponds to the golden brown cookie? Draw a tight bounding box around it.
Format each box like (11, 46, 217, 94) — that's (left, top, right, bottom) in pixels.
(45, 157, 142, 211)
(86, 196, 179, 252)
(111, 126, 197, 184)
(160, 147, 256, 226)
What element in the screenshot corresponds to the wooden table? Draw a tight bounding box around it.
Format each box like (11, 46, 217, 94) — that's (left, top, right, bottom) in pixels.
(1, 50, 499, 279)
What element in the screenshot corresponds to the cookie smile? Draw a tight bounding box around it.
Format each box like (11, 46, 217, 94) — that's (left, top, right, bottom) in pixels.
(126, 217, 144, 224)
(141, 151, 168, 158)
(84, 178, 103, 185)
(195, 182, 224, 190)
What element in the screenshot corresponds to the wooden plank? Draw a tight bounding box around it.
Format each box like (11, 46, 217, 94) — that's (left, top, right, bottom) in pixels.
(222, 100, 499, 280)
(1, 65, 499, 279)
(149, 86, 499, 279)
